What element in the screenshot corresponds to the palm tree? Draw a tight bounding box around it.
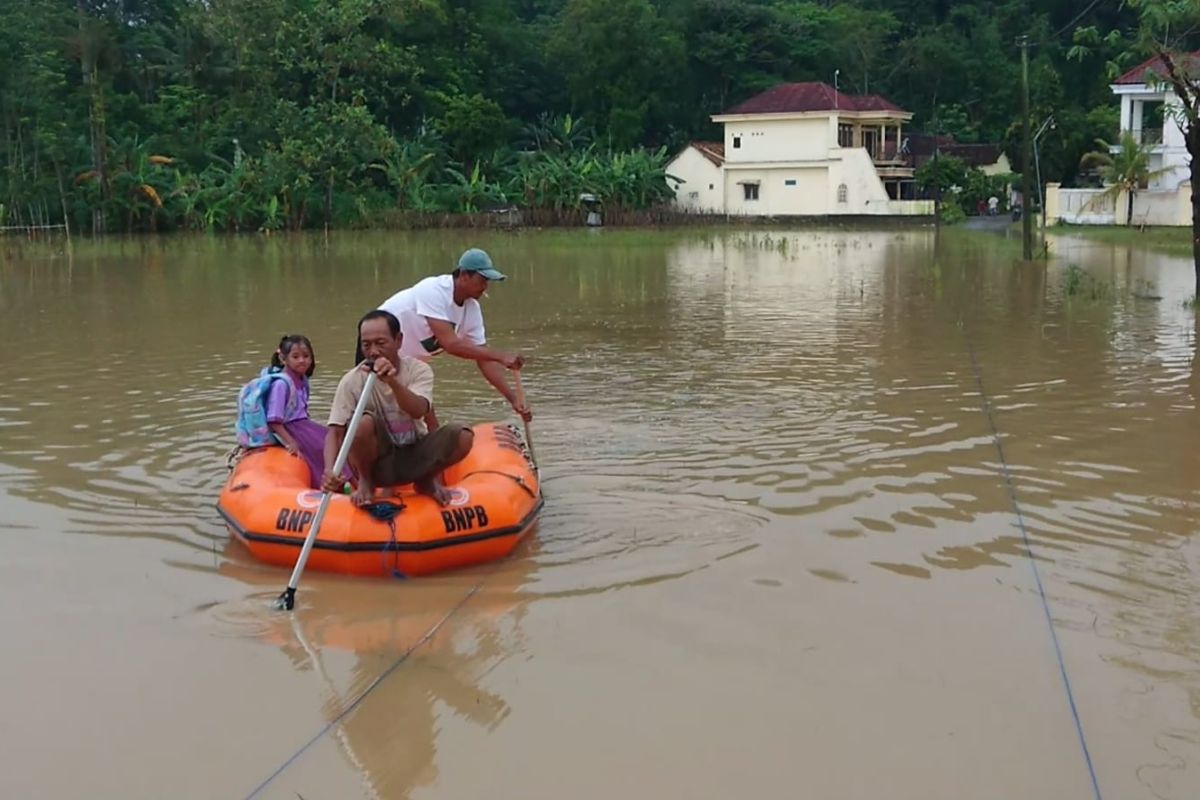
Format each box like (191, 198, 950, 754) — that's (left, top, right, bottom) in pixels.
(1078, 133, 1171, 226)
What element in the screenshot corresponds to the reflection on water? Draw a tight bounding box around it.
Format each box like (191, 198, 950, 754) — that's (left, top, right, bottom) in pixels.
(0, 227, 1197, 798)
(201, 545, 535, 800)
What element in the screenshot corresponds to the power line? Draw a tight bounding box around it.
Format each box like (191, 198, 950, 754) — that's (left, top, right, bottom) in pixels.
(1025, 0, 1106, 49)
(1053, 0, 1105, 40)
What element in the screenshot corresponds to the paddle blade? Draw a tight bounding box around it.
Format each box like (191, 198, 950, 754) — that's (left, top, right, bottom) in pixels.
(274, 587, 296, 611)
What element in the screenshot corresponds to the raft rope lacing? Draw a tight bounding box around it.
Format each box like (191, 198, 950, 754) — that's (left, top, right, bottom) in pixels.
(459, 469, 538, 499)
(963, 324, 1103, 800)
(224, 445, 245, 471)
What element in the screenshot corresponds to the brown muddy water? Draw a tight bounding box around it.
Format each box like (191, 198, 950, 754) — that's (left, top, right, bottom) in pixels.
(0, 227, 1197, 800)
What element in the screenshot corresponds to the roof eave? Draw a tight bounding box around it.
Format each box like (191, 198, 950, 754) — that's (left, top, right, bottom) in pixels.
(1110, 80, 1171, 91)
(712, 110, 912, 122)
(846, 110, 914, 121)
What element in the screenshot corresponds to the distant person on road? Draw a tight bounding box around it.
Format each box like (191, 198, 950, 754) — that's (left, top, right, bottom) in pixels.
(987, 195, 999, 216)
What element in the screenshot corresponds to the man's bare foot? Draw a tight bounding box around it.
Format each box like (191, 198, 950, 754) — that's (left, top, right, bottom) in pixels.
(416, 477, 452, 506)
(351, 479, 376, 506)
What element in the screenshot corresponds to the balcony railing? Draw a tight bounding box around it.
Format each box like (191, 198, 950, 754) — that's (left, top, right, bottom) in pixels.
(1119, 127, 1164, 146)
(871, 143, 907, 164)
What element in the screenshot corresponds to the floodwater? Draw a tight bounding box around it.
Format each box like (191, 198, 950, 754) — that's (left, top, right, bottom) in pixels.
(1, 226, 1197, 800)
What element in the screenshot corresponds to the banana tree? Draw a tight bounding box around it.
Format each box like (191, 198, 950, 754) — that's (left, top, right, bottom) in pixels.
(439, 162, 506, 213)
(368, 137, 440, 209)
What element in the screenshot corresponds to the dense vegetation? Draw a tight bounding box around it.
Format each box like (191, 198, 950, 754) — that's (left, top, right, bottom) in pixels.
(0, 0, 1189, 234)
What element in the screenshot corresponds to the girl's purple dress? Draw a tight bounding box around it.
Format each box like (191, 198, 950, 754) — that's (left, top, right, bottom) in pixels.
(265, 374, 339, 488)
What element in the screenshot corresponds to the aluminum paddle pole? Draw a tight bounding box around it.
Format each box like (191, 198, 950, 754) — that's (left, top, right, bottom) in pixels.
(512, 369, 538, 478)
(275, 369, 377, 611)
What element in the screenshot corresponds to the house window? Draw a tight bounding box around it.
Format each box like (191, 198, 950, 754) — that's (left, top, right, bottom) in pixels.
(784, 179, 797, 187)
(733, 135, 742, 149)
(838, 124, 854, 148)
(743, 183, 759, 201)
(837, 183, 848, 203)
(709, 184, 714, 190)
(863, 129, 879, 159)
(1139, 100, 1165, 144)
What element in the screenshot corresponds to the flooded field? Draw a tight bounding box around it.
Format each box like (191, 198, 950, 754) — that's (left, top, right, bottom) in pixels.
(0, 226, 1196, 799)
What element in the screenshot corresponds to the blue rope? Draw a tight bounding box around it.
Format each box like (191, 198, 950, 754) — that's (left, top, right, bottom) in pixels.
(964, 333, 1103, 800)
(363, 501, 408, 579)
(243, 578, 484, 799)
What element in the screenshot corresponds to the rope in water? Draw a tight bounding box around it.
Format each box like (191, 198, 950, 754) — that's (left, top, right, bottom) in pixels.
(243, 576, 487, 799)
(963, 329, 1103, 800)
(245, 422, 541, 795)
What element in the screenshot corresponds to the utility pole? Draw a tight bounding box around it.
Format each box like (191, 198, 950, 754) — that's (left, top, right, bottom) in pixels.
(1033, 114, 1055, 258)
(932, 107, 941, 233)
(1019, 35, 1033, 260)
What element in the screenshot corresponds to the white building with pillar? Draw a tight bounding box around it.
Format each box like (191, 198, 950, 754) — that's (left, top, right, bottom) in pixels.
(1110, 52, 1196, 190)
(666, 82, 933, 218)
(1045, 52, 1196, 226)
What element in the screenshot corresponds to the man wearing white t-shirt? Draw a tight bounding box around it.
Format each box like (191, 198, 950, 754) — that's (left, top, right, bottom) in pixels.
(375, 248, 531, 424)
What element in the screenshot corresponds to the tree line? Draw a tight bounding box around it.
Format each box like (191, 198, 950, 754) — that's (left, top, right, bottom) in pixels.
(0, 0, 1185, 236)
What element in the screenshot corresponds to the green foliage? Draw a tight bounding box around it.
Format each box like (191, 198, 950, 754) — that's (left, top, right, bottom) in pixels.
(960, 171, 1015, 215)
(434, 93, 512, 166)
(938, 201, 967, 225)
(916, 155, 969, 195)
(549, 0, 684, 148)
(0, 0, 1161, 233)
(917, 153, 1016, 219)
(1064, 263, 1113, 301)
(1078, 133, 1171, 225)
(1065, 263, 1084, 296)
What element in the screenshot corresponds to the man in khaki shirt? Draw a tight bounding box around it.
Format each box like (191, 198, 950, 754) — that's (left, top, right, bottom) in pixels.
(322, 310, 473, 506)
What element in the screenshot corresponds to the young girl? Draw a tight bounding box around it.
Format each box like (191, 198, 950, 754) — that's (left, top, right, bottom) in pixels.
(265, 334, 337, 489)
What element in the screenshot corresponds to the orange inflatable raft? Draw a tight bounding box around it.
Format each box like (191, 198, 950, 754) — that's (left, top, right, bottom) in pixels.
(217, 422, 541, 578)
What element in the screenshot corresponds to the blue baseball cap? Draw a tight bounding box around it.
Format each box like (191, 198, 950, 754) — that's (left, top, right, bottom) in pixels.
(457, 248, 507, 281)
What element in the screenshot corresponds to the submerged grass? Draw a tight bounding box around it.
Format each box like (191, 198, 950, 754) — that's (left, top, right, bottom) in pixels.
(1064, 263, 1116, 303)
(1051, 224, 1194, 257)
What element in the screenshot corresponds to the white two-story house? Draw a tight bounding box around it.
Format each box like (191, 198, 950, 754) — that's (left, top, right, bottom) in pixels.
(1045, 51, 1196, 226)
(1110, 52, 1196, 190)
(667, 82, 933, 217)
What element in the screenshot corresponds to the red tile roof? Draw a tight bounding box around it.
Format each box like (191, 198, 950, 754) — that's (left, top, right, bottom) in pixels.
(1113, 50, 1200, 85)
(852, 94, 904, 112)
(718, 82, 907, 115)
(691, 141, 725, 166)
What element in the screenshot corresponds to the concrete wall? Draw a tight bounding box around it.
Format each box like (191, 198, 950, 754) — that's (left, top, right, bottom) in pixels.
(1046, 186, 1117, 224)
(1135, 189, 1184, 224)
(724, 117, 833, 163)
(1045, 182, 1193, 226)
(722, 152, 931, 217)
(884, 199, 936, 215)
(720, 147, 931, 217)
(826, 148, 890, 213)
(666, 147, 725, 213)
(724, 166, 828, 215)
